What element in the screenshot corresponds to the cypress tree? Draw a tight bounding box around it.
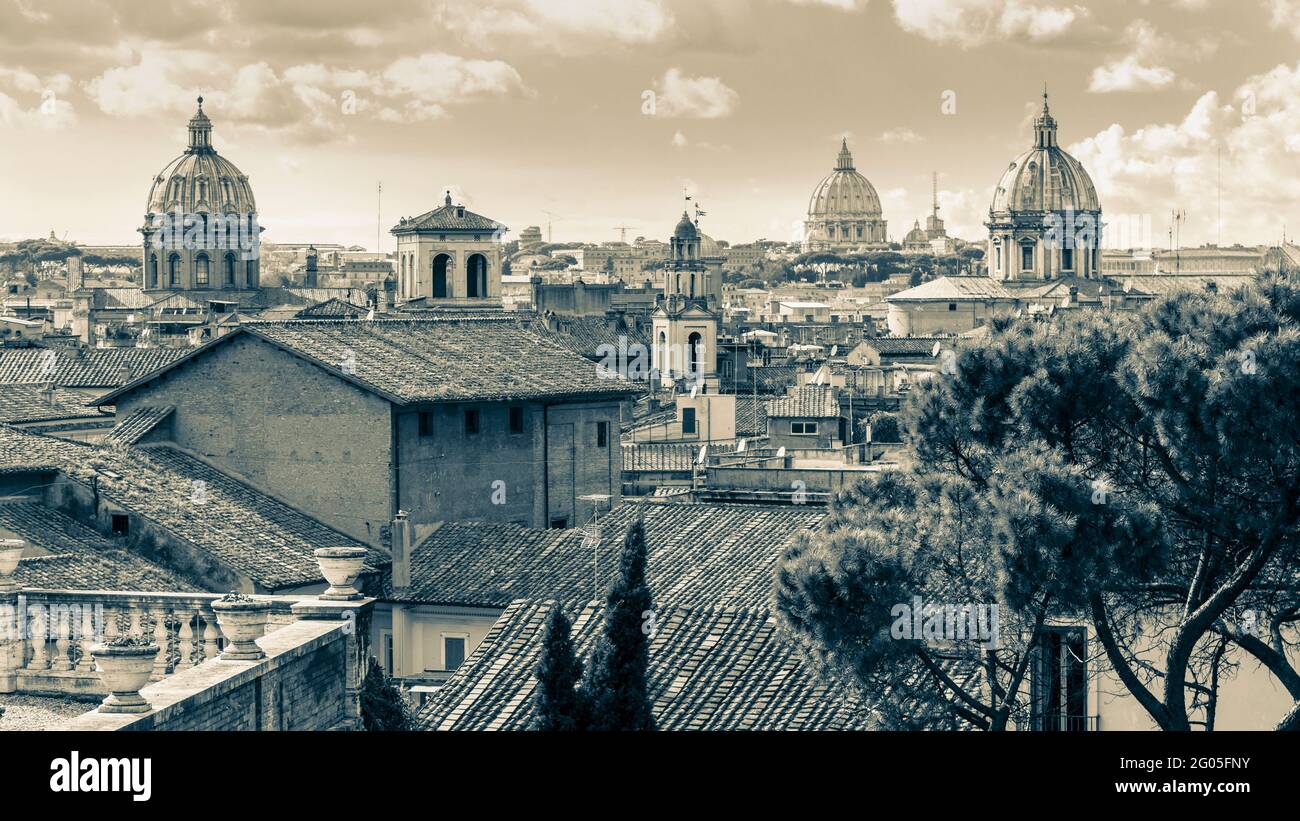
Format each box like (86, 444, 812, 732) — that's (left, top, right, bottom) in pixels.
(359, 656, 413, 731)
(532, 604, 586, 730)
(582, 518, 656, 731)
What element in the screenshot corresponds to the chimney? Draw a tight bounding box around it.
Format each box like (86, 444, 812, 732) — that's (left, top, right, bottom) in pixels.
(117, 364, 133, 385)
(390, 510, 411, 589)
(305, 245, 319, 288)
(382, 274, 396, 311)
(1205, 280, 1218, 294)
(41, 379, 55, 406)
(67, 255, 84, 293)
(1067, 285, 1078, 306)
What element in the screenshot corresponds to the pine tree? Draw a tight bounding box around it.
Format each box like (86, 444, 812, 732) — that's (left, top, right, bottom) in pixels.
(359, 656, 413, 731)
(532, 604, 586, 730)
(582, 519, 656, 731)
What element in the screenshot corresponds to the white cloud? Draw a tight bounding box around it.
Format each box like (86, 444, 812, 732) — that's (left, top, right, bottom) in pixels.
(1089, 55, 1177, 92)
(891, 0, 1084, 47)
(1267, 0, 1300, 40)
(671, 130, 689, 148)
(785, 0, 867, 9)
(439, 0, 673, 51)
(652, 68, 739, 119)
(1069, 62, 1300, 245)
(879, 127, 923, 144)
(0, 68, 76, 129)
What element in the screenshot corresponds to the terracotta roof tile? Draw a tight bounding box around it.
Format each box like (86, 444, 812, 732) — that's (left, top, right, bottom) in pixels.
(767, 386, 839, 418)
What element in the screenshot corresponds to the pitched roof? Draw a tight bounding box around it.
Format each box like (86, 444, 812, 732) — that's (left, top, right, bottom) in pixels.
(862, 335, 954, 356)
(767, 386, 839, 418)
(0, 386, 110, 424)
(1, 502, 199, 592)
(0, 425, 382, 590)
(621, 443, 697, 472)
(103, 405, 174, 446)
(415, 599, 870, 731)
(294, 297, 368, 319)
(0, 348, 187, 388)
(524, 315, 652, 360)
(383, 502, 826, 608)
(392, 203, 503, 234)
(734, 395, 768, 437)
(886, 276, 1016, 302)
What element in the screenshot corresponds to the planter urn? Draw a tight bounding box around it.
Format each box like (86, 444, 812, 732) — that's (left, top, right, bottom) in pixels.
(210, 597, 272, 661)
(313, 547, 368, 601)
(90, 642, 159, 714)
(0, 538, 24, 593)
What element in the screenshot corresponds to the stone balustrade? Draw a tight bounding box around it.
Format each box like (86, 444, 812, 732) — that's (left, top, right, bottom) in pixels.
(0, 589, 301, 698)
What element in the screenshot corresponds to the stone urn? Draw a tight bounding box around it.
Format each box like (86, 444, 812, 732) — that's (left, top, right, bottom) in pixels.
(90, 639, 159, 714)
(313, 547, 368, 601)
(210, 594, 272, 661)
(0, 538, 24, 593)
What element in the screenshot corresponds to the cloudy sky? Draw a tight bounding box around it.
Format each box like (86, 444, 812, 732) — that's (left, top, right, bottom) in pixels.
(2, 0, 1299, 250)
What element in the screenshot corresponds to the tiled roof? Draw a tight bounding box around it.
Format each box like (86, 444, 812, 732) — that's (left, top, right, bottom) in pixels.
(752, 364, 797, 394)
(393, 203, 503, 234)
(734, 395, 768, 436)
(295, 297, 368, 319)
(862, 335, 953, 356)
(0, 348, 187, 387)
(103, 406, 174, 447)
(622, 443, 698, 472)
(415, 599, 870, 731)
(767, 386, 839, 418)
(886, 276, 1016, 302)
(0, 387, 109, 424)
(92, 288, 156, 310)
(1, 502, 199, 592)
(240, 319, 636, 404)
(524, 315, 652, 360)
(0, 425, 383, 589)
(383, 502, 826, 608)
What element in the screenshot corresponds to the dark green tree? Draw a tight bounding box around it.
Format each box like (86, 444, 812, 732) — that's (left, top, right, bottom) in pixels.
(532, 604, 587, 730)
(582, 519, 656, 731)
(359, 656, 413, 731)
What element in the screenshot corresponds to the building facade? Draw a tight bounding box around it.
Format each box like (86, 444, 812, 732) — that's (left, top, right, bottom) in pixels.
(392, 192, 506, 305)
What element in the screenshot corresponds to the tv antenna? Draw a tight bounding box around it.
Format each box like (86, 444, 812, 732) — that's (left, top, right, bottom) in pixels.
(542, 211, 562, 243)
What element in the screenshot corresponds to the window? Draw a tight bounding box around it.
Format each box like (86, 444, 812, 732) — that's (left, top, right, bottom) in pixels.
(1030, 627, 1089, 731)
(1021, 243, 1035, 271)
(596, 421, 608, 448)
(791, 421, 820, 435)
(550, 517, 568, 529)
(111, 514, 129, 536)
(464, 408, 480, 435)
(681, 407, 696, 435)
(224, 253, 236, 287)
(442, 635, 467, 672)
(418, 411, 433, 438)
(195, 254, 209, 286)
(509, 406, 524, 434)
(948, 303, 957, 312)
(168, 254, 180, 287)
(1061, 247, 1074, 270)
(382, 631, 394, 674)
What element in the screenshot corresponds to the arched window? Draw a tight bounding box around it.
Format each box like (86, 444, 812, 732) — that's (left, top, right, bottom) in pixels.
(224, 253, 236, 287)
(195, 253, 209, 286)
(688, 332, 703, 377)
(168, 253, 181, 287)
(466, 254, 487, 298)
(658, 331, 668, 374)
(246, 260, 256, 289)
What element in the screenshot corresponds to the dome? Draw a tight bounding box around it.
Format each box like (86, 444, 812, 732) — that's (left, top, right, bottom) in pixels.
(144, 97, 257, 216)
(673, 211, 698, 240)
(904, 220, 928, 243)
(989, 96, 1098, 215)
(807, 139, 882, 218)
(698, 233, 723, 259)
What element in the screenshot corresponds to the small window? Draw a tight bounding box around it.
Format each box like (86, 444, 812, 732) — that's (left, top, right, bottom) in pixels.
(791, 421, 820, 435)
(550, 517, 568, 529)
(111, 514, 129, 536)
(1021, 243, 1035, 271)
(681, 407, 696, 435)
(1061, 247, 1074, 270)
(596, 421, 609, 448)
(382, 632, 394, 674)
(509, 406, 524, 434)
(948, 303, 957, 312)
(464, 408, 480, 435)
(418, 411, 433, 438)
(443, 636, 466, 672)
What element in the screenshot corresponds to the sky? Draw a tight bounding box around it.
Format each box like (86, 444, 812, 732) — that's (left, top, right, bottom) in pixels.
(1, 0, 1299, 251)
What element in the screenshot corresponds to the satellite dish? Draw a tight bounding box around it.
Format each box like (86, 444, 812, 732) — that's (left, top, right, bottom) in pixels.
(776, 446, 787, 457)
(864, 424, 873, 443)
(930, 341, 942, 358)
(690, 382, 699, 399)
(697, 444, 708, 465)
(830, 345, 839, 356)
(1124, 278, 1133, 293)
(737, 438, 747, 452)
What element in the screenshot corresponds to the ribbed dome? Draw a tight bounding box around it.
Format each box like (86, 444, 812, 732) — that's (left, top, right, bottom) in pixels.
(989, 97, 1098, 215)
(904, 220, 928, 243)
(807, 139, 882, 218)
(698, 233, 723, 259)
(144, 98, 257, 216)
(673, 212, 698, 240)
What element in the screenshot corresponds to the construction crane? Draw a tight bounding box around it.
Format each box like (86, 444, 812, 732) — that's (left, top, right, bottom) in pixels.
(542, 211, 562, 243)
(614, 224, 636, 243)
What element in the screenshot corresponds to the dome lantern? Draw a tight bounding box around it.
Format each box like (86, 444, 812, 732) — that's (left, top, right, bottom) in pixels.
(187, 96, 213, 153)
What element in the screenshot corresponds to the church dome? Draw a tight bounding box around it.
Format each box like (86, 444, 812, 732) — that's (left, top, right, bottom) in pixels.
(904, 221, 928, 243)
(990, 95, 1098, 215)
(698, 233, 723, 259)
(807, 139, 882, 218)
(144, 98, 257, 217)
(673, 211, 698, 241)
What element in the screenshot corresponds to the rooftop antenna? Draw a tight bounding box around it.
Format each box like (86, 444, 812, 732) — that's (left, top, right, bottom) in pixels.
(614, 224, 635, 243)
(542, 210, 561, 243)
(932, 171, 940, 219)
(1172, 209, 1186, 273)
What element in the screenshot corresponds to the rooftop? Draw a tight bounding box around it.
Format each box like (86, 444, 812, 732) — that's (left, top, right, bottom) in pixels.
(0, 386, 110, 424)
(767, 386, 840, 418)
(416, 598, 870, 731)
(0, 347, 186, 388)
(886, 276, 1016, 302)
(383, 501, 826, 608)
